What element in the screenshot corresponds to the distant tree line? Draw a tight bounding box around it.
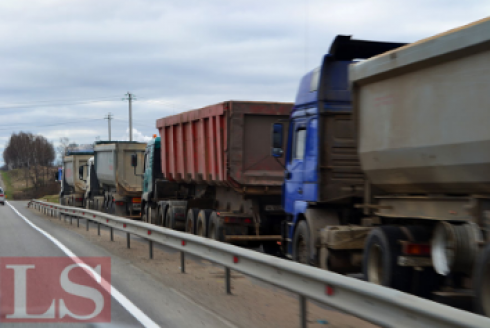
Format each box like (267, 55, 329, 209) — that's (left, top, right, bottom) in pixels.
(3, 132, 56, 190)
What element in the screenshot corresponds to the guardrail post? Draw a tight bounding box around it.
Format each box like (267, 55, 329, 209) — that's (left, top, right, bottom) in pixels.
(149, 240, 153, 259)
(86, 219, 89, 231)
(77, 217, 79, 228)
(299, 295, 307, 328)
(110, 228, 114, 241)
(98, 223, 101, 236)
(70, 216, 72, 225)
(181, 252, 185, 273)
(127, 233, 130, 248)
(225, 267, 231, 294)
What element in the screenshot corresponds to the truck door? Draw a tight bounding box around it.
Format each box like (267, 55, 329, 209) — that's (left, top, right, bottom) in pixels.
(284, 119, 307, 213)
(303, 117, 318, 200)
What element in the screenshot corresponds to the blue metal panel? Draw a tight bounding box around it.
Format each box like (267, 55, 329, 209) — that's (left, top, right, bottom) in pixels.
(283, 119, 306, 213)
(287, 201, 309, 255)
(303, 117, 318, 201)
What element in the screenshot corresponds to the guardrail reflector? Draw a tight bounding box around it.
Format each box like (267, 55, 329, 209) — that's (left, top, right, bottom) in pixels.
(123, 224, 127, 228)
(106, 219, 109, 223)
(326, 285, 335, 296)
(233, 256, 239, 263)
(148, 231, 151, 235)
(182, 241, 186, 246)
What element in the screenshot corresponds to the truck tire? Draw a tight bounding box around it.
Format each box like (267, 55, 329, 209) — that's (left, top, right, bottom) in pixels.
(155, 206, 164, 226)
(166, 206, 179, 230)
(363, 226, 412, 292)
(185, 208, 199, 234)
(292, 220, 310, 265)
(196, 209, 212, 237)
(474, 243, 490, 316)
(142, 205, 148, 223)
(208, 211, 225, 242)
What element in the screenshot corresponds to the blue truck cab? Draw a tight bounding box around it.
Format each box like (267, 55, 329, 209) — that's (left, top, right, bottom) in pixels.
(272, 36, 405, 266)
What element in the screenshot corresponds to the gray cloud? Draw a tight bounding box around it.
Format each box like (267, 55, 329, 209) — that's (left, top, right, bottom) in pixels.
(0, 0, 488, 166)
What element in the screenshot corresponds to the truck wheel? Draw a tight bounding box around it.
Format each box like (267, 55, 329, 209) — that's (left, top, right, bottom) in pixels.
(185, 208, 199, 234)
(293, 221, 310, 265)
(363, 226, 412, 292)
(474, 243, 490, 316)
(142, 205, 148, 223)
(208, 211, 225, 242)
(196, 209, 212, 237)
(148, 206, 155, 224)
(293, 220, 310, 264)
(166, 207, 179, 230)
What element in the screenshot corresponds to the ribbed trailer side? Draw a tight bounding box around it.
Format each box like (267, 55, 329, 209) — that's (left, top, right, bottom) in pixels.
(156, 101, 292, 187)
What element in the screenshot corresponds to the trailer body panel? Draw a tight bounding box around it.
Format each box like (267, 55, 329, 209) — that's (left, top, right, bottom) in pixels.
(350, 17, 490, 194)
(156, 101, 292, 189)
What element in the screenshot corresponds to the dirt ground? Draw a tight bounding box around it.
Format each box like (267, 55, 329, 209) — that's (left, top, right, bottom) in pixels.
(31, 207, 378, 328)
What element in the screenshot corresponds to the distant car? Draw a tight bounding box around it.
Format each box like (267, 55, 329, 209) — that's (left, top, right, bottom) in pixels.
(0, 187, 4, 205)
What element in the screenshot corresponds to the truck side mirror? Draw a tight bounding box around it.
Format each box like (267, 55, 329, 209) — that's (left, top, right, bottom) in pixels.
(131, 154, 138, 167)
(271, 123, 284, 158)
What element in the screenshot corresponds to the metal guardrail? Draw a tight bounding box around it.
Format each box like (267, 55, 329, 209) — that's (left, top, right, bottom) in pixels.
(30, 200, 490, 328)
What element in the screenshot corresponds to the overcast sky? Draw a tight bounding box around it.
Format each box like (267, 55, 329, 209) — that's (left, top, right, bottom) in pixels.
(0, 0, 488, 166)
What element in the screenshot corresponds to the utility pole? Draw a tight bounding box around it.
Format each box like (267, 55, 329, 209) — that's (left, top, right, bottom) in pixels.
(122, 92, 136, 141)
(104, 113, 113, 141)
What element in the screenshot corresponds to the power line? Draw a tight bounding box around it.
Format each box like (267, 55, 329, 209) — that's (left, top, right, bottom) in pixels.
(0, 119, 103, 131)
(112, 118, 155, 129)
(0, 95, 122, 106)
(0, 99, 119, 110)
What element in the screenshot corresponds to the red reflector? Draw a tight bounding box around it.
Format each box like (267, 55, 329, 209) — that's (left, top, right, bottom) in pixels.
(244, 218, 252, 224)
(93, 215, 96, 218)
(182, 240, 186, 246)
(73, 211, 75, 213)
(326, 285, 335, 296)
(82, 212, 85, 215)
(106, 219, 109, 223)
(116, 201, 125, 206)
(123, 224, 127, 228)
(50, 206, 53, 208)
(148, 231, 151, 235)
(75, 198, 83, 201)
(233, 256, 239, 263)
(403, 243, 431, 256)
(0, 194, 3, 197)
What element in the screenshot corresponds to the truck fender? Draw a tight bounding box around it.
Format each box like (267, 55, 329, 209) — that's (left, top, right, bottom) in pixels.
(293, 204, 340, 264)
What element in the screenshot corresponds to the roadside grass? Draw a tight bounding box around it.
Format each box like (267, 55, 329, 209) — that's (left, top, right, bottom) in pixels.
(41, 194, 59, 203)
(0, 171, 14, 200)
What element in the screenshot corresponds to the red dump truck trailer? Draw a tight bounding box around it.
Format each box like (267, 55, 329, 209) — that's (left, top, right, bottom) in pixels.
(138, 101, 292, 253)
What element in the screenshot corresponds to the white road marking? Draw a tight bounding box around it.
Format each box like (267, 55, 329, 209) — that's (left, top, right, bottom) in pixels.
(6, 201, 160, 328)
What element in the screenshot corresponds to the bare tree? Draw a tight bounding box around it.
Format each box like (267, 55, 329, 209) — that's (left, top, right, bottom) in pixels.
(3, 132, 55, 190)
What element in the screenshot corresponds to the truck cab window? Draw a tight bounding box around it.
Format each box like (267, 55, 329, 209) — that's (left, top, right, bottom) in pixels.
(293, 128, 306, 160)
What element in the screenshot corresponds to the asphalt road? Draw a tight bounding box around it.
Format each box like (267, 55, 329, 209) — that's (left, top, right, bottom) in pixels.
(0, 201, 235, 328)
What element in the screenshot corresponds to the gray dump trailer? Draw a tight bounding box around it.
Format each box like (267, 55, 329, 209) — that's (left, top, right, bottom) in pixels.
(84, 141, 146, 217)
(60, 150, 93, 207)
(349, 17, 490, 314)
